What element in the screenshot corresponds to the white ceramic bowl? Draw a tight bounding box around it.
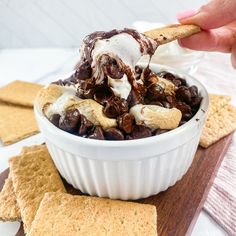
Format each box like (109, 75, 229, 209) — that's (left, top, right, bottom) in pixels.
(34, 63, 209, 200)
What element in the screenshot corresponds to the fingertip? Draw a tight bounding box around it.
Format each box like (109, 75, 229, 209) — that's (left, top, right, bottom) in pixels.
(177, 31, 218, 51)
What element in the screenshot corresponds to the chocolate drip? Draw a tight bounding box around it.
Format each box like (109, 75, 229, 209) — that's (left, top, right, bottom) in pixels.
(61, 28, 158, 95)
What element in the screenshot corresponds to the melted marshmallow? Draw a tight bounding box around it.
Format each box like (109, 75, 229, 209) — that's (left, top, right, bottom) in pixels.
(107, 74, 131, 99)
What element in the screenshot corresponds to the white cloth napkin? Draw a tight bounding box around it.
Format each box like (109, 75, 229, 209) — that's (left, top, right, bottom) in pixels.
(194, 53, 236, 236)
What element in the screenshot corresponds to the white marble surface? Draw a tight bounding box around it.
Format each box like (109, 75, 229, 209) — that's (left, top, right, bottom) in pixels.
(0, 48, 230, 236)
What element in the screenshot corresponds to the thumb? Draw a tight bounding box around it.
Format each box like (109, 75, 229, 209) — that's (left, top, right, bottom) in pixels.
(177, 0, 236, 29)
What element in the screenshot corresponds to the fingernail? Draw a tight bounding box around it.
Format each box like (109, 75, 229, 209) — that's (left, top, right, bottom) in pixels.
(177, 9, 199, 20)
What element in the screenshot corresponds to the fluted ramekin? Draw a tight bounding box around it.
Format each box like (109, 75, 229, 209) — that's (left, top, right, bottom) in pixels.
(34, 63, 209, 200)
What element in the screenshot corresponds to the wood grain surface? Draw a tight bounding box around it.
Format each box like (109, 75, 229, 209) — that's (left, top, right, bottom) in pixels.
(0, 134, 233, 236)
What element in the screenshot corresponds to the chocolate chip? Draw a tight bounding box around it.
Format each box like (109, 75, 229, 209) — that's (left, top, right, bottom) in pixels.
(191, 96, 202, 107)
(104, 128, 124, 140)
(94, 86, 113, 105)
(78, 115, 94, 135)
(88, 126, 104, 140)
(172, 79, 182, 87)
(178, 78, 187, 86)
(176, 86, 192, 103)
(183, 113, 192, 120)
(59, 109, 80, 132)
(147, 83, 165, 101)
(175, 101, 192, 117)
(166, 95, 176, 107)
(131, 125, 152, 139)
(117, 113, 134, 134)
(175, 101, 193, 120)
(103, 96, 128, 118)
(161, 72, 176, 81)
(49, 114, 61, 127)
(189, 86, 198, 98)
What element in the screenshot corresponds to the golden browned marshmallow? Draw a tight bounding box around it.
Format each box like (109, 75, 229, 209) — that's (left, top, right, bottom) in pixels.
(70, 99, 117, 129)
(130, 104, 182, 130)
(35, 84, 64, 114)
(140, 71, 176, 95)
(157, 77, 176, 95)
(35, 85, 117, 129)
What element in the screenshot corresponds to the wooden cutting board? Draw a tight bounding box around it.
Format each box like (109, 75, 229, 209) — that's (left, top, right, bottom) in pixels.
(0, 134, 233, 236)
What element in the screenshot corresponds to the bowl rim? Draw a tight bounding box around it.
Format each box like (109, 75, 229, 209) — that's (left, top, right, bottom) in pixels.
(34, 63, 209, 148)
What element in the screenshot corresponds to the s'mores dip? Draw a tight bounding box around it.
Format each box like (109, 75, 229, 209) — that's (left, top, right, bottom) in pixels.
(36, 26, 202, 140)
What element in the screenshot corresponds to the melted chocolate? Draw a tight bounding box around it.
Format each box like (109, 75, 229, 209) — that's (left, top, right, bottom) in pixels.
(62, 28, 158, 96)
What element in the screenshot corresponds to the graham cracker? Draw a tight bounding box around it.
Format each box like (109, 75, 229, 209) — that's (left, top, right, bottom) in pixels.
(0, 103, 39, 145)
(21, 144, 46, 154)
(0, 80, 43, 107)
(29, 192, 157, 236)
(144, 24, 200, 44)
(200, 94, 236, 148)
(0, 145, 48, 222)
(0, 178, 21, 221)
(9, 148, 66, 234)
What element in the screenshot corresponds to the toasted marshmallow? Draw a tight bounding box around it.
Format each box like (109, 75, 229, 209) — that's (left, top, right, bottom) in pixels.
(107, 75, 131, 99)
(36, 85, 117, 129)
(130, 104, 182, 130)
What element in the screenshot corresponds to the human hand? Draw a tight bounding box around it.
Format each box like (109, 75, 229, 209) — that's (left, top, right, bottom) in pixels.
(177, 0, 236, 68)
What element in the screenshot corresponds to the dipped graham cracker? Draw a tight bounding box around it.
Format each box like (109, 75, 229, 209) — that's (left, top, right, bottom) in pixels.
(0, 103, 39, 145)
(0, 178, 21, 221)
(200, 94, 236, 148)
(0, 80, 43, 107)
(29, 192, 157, 236)
(9, 148, 66, 234)
(144, 24, 200, 44)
